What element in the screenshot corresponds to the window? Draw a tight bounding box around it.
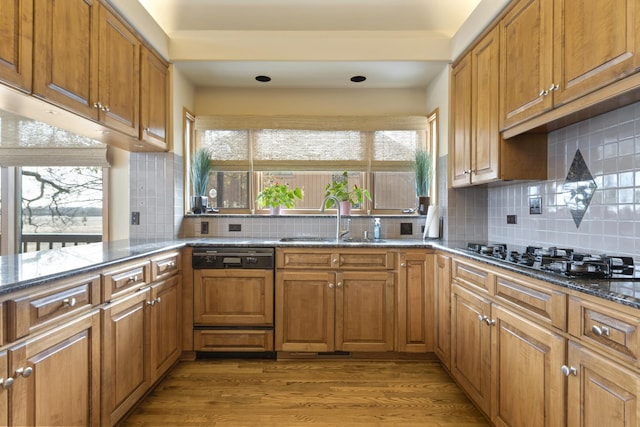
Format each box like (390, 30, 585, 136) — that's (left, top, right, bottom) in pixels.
(21, 166, 103, 253)
(0, 112, 110, 254)
(193, 115, 432, 214)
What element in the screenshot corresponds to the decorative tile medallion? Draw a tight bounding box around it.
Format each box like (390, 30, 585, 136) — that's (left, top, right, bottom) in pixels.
(563, 149, 596, 227)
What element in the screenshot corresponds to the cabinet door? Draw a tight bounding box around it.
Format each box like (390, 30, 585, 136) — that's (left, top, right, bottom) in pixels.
(194, 269, 274, 326)
(451, 282, 492, 415)
(434, 253, 452, 369)
(397, 252, 433, 353)
(451, 53, 473, 187)
(553, 0, 640, 106)
(567, 341, 640, 427)
(275, 271, 335, 352)
(33, 0, 99, 119)
(337, 271, 394, 352)
(471, 26, 500, 184)
(150, 275, 181, 382)
(0, 350, 8, 426)
(140, 46, 169, 148)
(500, 0, 554, 129)
(0, 0, 33, 91)
(101, 289, 150, 426)
(491, 304, 566, 427)
(8, 310, 100, 426)
(98, 6, 139, 137)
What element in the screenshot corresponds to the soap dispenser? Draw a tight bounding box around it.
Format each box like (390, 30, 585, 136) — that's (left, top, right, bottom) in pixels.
(373, 217, 381, 240)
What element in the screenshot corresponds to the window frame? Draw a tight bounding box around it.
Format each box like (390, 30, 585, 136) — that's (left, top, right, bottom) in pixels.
(191, 114, 437, 216)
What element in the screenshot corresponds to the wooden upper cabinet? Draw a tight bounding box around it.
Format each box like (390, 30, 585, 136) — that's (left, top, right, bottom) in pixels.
(0, 0, 33, 91)
(450, 53, 472, 187)
(140, 46, 169, 148)
(98, 5, 140, 137)
(552, 0, 640, 106)
(500, 0, 554, 129)
(33, 0, 99, 119)
(471, 26, 500, 184)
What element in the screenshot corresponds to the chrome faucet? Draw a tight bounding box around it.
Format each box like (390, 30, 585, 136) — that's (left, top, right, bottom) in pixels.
(320, 195, 350, 240)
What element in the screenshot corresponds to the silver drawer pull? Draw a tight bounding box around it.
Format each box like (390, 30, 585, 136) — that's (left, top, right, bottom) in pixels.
(592, 324, 611, 337)
(128, 275, 139, 283)
(0, 377, 14, 390)
(561, 365, 577, 377)
(15, 367, 33, 378)
(63, 297, 77, 307)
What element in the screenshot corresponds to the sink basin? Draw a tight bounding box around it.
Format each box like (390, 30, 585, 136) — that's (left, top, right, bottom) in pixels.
(279, 237, 334, 242)
(342, 238, 386, 243)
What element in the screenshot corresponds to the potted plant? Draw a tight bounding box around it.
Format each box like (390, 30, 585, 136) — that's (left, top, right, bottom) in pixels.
(414, 148, 432, 215)
(256, 181, 303, 214)
(323, 171, 371, 215)
(190, 147, 212, 214)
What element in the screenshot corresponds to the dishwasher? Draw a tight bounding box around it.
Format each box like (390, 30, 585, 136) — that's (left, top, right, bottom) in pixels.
(192, 247, 275, 354)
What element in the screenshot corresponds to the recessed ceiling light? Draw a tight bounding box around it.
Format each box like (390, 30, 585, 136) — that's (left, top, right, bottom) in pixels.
(255, 75, 271, 83)
(350, 75, 366, 83)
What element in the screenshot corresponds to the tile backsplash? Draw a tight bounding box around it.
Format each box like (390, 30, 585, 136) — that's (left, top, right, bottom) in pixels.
(129, 152, 183, 239)
(484, 101, 640, 260)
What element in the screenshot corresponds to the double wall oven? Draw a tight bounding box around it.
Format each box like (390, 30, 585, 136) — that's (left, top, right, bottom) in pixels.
(192, 247, 275, 354)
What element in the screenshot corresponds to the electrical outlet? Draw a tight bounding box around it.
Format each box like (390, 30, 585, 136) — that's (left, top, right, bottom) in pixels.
(507, 215, 517, 224)
(229, 224, 241, 232)
(400, 223, 413, 235)
(131, 211, 140, 225)
(201, 221, 209, 234)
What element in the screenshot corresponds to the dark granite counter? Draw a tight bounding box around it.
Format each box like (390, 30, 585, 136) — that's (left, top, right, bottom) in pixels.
(1, 237, 639, 311)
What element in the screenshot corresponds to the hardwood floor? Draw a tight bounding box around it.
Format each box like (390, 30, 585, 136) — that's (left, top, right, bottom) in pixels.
(122, 359, 490, 426)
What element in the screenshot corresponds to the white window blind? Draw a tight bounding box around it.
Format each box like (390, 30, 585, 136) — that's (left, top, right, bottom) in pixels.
(195, 115, 426, 170)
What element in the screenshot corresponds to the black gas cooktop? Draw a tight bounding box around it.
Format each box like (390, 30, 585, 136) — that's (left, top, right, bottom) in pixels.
(465, 242, 638, 280)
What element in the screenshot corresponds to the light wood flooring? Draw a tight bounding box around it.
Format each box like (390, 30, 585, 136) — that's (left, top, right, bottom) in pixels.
(122, 358, 489, 426)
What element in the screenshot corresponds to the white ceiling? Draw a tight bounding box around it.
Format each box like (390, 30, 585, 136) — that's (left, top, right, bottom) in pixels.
(136, 0, 483, 89)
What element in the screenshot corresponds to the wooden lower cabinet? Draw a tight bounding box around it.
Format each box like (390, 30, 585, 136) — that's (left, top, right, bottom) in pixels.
(0, 350, 6, 425)
(275, 270, 394, 353)
(150, 275, 182, 382)
(451, 282, 492, 415)
(396, 251, 434, 353)
(491, 304, 566, 427)
(566, 341, 640, 427)
(101, 289, 150, 426)
(434, 253, 451, 368)
(8, 309, 101, 426)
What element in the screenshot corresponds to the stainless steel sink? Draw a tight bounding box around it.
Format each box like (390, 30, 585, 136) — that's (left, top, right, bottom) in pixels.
(279, 237, 334, 242)
(342, 237, 386, 243)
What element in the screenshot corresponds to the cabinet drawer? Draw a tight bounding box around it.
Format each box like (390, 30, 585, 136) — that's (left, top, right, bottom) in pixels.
(277, 249, 394, 270)
(194, 330, 274, 352)
(495, 274, 567, 331)
(568, 296, 640, 367)
(337, 250, 394, 269)
(452, 259, 493, 294)
(151, 251, 181, 282)
(277, 250, 334, 269)
(7, 274, 100, 341)
(102, 259, 150, 301)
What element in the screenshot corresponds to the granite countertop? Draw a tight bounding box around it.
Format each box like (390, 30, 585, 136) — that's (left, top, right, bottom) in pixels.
(1, 237, 639, 311)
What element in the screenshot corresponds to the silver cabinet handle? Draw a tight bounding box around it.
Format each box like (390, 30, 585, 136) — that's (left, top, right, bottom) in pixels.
(128, 275, 139, 283)
(93, 102, 103, 109)
(592, 324, 610, 337)
(549, 83, 559, 91)
(15, 367, 33, 378)
(484, 318, 496, 326)
(156, 297, 161, 304)
(539, 89, 549, 97)
(478, 314, 486, 322)
(332, 259, 338, 264)
(144, 127, 150, 133)
(168, 261, 176, 269)
(328, 283, 334, 289)
(561, 365, 577, 376)
(336, 282, 343, 288)
(0, 377, 14, 390)
(147, 300, 156, 306)
(63, 297, 77, 307)
(101, 105, 110, 112)
(400, 263, 406, 268)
